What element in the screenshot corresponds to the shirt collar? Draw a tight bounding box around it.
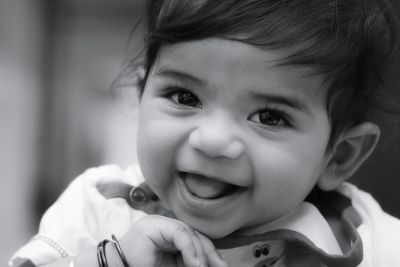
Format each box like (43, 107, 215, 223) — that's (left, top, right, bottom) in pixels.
(213, 188, 363, 267)
(234, 202, 343, 256)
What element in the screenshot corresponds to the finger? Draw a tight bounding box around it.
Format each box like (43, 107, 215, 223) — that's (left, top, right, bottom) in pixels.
(170, 223, 204, 267)
(183, 225, 208, 267)
(197, 233, 227, 267)
(135, 216, 201, 267)
(136, 216, 208, 267)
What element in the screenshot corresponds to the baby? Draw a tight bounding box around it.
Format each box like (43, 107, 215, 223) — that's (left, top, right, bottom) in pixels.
(10, 0, 400, 266)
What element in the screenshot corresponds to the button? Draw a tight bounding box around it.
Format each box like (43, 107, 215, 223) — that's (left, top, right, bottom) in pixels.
(129, 187, 147, 204)
(253, 246, 262, 258)
(262, 244, 270, 256)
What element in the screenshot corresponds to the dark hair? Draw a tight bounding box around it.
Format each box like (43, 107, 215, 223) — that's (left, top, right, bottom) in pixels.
(129, 0, 399, 144)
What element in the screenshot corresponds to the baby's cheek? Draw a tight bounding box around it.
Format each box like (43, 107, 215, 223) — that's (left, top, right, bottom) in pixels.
(137, 118, 183, 182)
(137, 122, 166, 175)
(254, 149, 317, 196)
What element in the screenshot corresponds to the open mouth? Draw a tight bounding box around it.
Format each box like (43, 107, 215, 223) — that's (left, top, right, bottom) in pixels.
(179, 172, 242, 200)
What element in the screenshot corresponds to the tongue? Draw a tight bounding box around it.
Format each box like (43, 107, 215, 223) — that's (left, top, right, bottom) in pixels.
(184, 173, 231, 199)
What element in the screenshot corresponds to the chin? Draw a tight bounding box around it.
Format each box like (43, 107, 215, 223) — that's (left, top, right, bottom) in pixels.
(188, 220, 236, 239)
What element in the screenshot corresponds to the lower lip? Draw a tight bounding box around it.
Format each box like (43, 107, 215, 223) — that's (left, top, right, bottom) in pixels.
(176, 174, 245, 211)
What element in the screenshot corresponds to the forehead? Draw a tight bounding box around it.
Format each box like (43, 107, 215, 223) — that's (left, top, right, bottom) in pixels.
(152, 38, 328, 106)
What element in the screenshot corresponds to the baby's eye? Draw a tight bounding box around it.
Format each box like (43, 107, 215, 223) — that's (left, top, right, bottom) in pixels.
(248, 109, 287, 127)
(168, 90, 202, 108)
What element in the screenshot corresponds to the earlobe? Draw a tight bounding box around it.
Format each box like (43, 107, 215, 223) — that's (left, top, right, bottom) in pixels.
(318, 122, 380, 191)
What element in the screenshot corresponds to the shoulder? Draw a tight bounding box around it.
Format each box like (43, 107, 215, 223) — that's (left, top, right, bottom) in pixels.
(338, 183, 400, 266)
(44, 163, 147, 231)
(9, 164, 147, 266)
(55, 164, 147, 230)
(49, 164, 145, 215)
(42, 165, 146, 251)
(338, 183, 399, 226)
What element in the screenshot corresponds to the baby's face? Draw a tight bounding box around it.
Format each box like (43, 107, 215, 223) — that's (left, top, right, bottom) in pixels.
(137, 38, 331, 238)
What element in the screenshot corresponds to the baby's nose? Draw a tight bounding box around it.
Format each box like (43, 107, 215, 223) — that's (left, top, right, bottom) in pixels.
(188, 116, 244, 159)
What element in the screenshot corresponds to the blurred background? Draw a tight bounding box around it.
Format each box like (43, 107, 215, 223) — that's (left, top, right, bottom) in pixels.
(0, 0, 145, 264)
(0, 0, 399, 265)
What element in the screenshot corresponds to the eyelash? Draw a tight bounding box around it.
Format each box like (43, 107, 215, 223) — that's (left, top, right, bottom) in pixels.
(159, 84, 202, 109)
(248, 108, 292, 128)
(158, 82, 292, 128)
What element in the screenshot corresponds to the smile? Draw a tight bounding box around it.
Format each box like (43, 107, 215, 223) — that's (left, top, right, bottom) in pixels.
(178, 172, 242, 200)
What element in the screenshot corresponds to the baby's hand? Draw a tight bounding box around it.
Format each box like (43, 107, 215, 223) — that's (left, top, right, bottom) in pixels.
(118, 215, 227, 267)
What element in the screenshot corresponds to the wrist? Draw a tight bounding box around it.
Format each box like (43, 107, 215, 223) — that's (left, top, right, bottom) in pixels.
(72, 241, 125, 267)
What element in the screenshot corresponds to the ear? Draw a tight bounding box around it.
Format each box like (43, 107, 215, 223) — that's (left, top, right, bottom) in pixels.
(318, 122, 380, 191)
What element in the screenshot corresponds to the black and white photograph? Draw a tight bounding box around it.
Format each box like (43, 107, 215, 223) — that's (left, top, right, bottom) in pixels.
(1, 1, 400, 266)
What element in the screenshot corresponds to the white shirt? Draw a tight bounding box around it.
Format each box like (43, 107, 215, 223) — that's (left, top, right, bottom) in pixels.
(9, 164, 400, 266)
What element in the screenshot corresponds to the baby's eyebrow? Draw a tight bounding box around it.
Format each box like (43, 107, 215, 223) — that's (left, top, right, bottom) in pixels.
(154, 67, 206, 87)
(247, 92, 310, 113)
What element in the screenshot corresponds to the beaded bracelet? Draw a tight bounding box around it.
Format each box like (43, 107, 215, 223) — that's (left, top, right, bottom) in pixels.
(97, 239, 110, 267)
(111, 234, 130, 267)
